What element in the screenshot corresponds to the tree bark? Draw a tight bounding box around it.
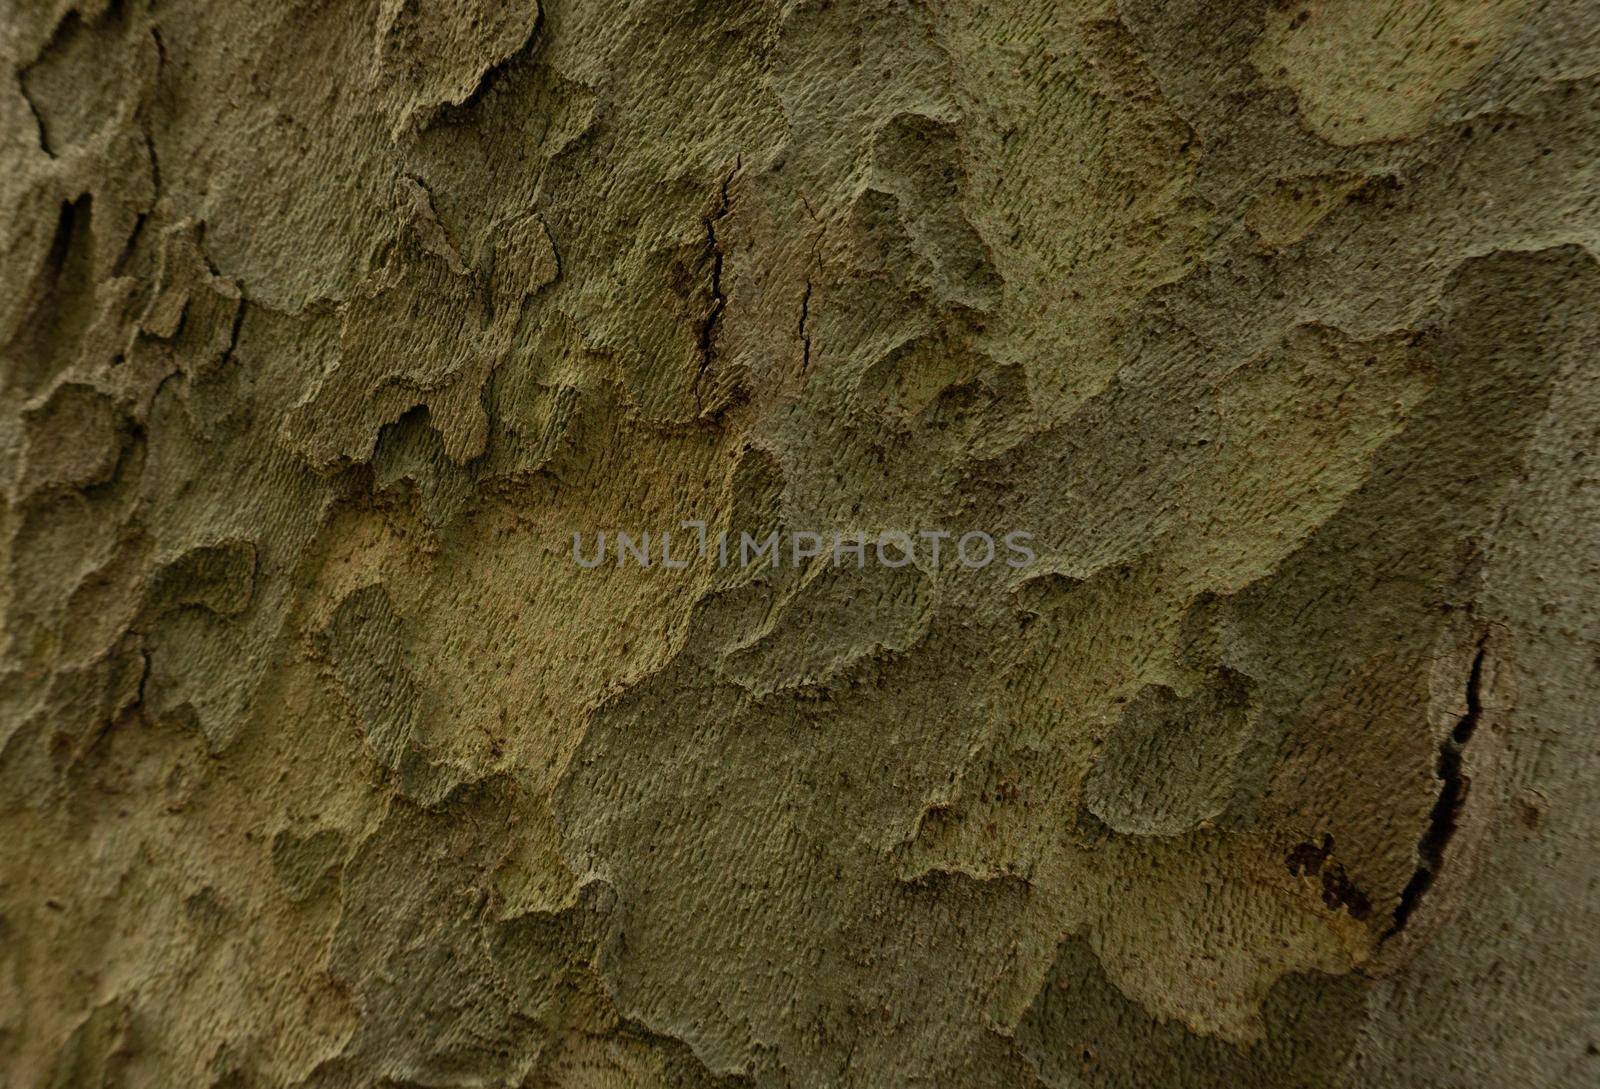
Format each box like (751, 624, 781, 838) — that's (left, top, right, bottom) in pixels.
(2, 1, 1597, 1087)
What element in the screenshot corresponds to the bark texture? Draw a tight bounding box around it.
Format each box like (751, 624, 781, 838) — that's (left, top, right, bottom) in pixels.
(2, 1, 1598, 1087)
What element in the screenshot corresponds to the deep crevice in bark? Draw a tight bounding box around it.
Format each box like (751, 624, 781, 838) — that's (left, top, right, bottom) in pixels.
(1384, 638, 1488, 940)
(694, 159, 739, 409)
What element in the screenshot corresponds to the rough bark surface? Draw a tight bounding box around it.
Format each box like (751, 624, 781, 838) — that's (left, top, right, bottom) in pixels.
(2, 1, 1598, 1087)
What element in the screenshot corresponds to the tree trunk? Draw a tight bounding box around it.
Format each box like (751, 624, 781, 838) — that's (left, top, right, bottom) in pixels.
(2, 1, 1597, 1086)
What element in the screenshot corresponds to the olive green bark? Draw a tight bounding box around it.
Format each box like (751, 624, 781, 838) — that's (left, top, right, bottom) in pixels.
(1, 1, 1597, 1087)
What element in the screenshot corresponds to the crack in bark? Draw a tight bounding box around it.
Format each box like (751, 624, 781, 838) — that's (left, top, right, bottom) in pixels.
(794, 191, 824, 379)
(143, 28, 167, 202)
(218, 294, 245, 371)
(693, 158, 739, 411)
(17, 75, 53, 157)
(112, 214, 147, 278)
(1383, 636, 1488, 940)
(798, 279, 812, 373)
